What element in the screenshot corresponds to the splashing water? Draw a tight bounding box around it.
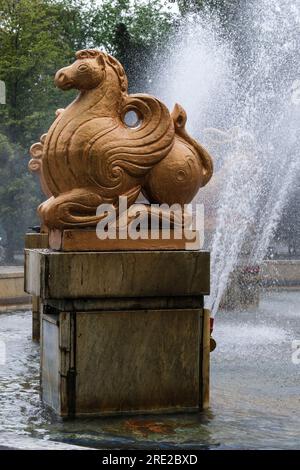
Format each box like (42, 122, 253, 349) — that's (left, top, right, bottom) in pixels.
(152, 0, 300, 316)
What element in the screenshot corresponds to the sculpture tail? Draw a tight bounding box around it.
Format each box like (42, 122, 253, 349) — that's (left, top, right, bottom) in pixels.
(171, 103, 213, 186)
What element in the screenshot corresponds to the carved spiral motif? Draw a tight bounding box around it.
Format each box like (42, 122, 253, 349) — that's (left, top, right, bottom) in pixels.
(29, 49, 213, 230)
(29, 142, 43, 172)
(84, 93, 175, 197)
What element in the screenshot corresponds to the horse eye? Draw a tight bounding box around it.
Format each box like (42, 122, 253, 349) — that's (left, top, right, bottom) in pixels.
(78, 64, 88, 72)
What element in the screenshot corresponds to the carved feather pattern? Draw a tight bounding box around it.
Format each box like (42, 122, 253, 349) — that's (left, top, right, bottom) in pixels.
(29, 50, 213, 229)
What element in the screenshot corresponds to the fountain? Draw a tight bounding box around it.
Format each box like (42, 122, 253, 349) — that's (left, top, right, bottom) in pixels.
(152, 0, 300, 315)
(24, 48, 213, 417)
(0, 0, 299, 450)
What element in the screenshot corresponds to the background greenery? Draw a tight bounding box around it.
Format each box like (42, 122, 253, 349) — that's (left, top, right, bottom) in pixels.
(0, 0, 298, 262)
(0, 0, 178, 261)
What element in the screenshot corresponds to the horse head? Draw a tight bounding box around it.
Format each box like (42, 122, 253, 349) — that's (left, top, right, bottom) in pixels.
(54, 49, 128, 93)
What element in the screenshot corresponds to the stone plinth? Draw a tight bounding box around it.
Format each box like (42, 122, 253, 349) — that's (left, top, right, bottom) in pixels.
(261, 260, 300, 288)
(0, 266, 30, 312)
(24, 232, 49, 341)
(48, 229, 200, 251)
(25, 249, 210, 417)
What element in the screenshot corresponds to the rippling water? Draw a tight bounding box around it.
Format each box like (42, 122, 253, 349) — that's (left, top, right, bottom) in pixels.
(0, 290, 299, 449)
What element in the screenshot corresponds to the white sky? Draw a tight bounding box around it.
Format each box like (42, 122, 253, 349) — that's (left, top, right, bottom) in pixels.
(94, 0, 180, 14)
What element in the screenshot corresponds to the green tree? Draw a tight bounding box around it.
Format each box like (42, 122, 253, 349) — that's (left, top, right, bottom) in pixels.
(0, 0, 87, 262)
(0, 0, 84, 146)
(90, 0, 174, 92)
(0, 0, 176, 262)
(0, 133, 37, 262)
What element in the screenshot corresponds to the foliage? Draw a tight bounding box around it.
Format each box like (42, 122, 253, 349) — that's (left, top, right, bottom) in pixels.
(0, 132, 38, 261)
(90, 0, 175, 92)
(0, 0, 176, 261)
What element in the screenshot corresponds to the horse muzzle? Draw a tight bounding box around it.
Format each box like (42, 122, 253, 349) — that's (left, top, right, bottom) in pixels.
(55, 69, 74, 90)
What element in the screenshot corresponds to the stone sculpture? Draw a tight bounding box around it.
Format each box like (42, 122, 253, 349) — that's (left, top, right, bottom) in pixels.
(29, 49, 213, 234)
(25, 51, 213, 418)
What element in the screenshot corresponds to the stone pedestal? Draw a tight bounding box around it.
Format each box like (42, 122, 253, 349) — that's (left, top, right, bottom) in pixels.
(24, 232, 49, 341)
(25, 249, 210, 417)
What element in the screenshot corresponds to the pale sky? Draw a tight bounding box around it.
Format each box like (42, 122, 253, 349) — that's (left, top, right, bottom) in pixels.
(94, 0, 180, 14)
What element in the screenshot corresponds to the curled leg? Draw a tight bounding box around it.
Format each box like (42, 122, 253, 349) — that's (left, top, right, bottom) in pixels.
(38, 186, 141, 230)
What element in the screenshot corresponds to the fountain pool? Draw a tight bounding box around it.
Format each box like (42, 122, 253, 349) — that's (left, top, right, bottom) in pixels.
(0, 290, 299, 450)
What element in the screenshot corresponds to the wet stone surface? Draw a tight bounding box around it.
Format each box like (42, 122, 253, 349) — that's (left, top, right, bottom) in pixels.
(0, 290, 299, 449)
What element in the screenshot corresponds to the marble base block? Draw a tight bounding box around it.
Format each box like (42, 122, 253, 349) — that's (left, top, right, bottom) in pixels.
(25, 249, 210, 417)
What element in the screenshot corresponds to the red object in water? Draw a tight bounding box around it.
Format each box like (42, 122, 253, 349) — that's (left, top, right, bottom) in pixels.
(210, 317, 214, 334)
(242, 265, 260, 274)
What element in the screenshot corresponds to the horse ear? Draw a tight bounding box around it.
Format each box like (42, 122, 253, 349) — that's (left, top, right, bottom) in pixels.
(97, 53, 106, 69)
(75, 50, 89, 60)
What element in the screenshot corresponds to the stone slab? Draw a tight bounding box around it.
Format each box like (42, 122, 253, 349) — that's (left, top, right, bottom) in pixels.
(261, 260, 300, 287)
(41, 308, 210, 416)
(25, 249, 210, 299)
(0, 266, 24, 279)
(32, 295, 42, 341)
(49, 229, 201, 251)
(0, 266, 30, 307)
(24, 232, 49, 249)
(25, 232, 49, 342)
(44, 296, 203, 312)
